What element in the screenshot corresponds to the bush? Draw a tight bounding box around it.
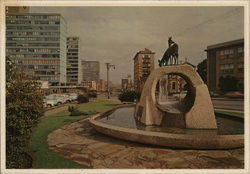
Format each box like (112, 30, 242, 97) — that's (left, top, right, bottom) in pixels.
(118, 90, 138, 102)
(6, 60, 44, 168)
(68, 105, 96, 116)
(88, 90, 97, 98)
(77, 94, 89, 103)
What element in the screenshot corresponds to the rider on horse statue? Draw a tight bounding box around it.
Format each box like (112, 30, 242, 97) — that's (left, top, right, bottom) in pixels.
(158, 37, 179, 67)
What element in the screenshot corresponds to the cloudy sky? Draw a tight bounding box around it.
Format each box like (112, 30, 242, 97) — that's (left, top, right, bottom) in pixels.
(31, 6, 244, 84)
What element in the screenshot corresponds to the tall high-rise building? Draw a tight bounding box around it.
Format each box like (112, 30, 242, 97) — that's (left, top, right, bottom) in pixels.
(67, 37, 80, 84)
(81, 60, 100, 83)
(6, 13, 67, 84)
(133, 48, 155, 92)
(205, 39, 244, 91)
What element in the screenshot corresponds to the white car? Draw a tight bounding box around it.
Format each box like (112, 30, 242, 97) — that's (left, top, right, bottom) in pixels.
(68, 93, 78, 101)
(44, 99, 61, 107)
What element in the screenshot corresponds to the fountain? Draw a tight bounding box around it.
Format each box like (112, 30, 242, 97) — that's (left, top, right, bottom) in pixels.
(89, 64, 243, 149)
(89, 39, 243, 149)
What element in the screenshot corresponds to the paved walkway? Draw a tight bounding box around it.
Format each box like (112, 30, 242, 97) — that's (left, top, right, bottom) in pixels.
(47, 119, 244, 169)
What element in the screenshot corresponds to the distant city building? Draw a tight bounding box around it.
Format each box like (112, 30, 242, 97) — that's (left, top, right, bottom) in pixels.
(81, 80, 97, 90)
(81, 60, 100, 83)
(67, 37, 80, 85)
(166, 58, 193, 94)
(6, 13, 67, 85)
(205, 39, 244, 91)
(121, 75, 133, 91)
(6, 6, 30, 14)
(133, 48, 155, 92)
(97, 79, 105, 91)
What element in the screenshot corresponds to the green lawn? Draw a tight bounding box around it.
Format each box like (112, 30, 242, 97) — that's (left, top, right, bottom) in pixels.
(215, 110, 244, 119)
(27, 100, 121, 169)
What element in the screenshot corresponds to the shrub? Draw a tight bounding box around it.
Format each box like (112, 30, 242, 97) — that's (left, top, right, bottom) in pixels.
(6, 60, 44, 168)
(68, 105, 96, 116)
(88, 90, 97, 98)
(68, 105, 74, 112)
(77, 94, 89, 103)
(118, 90, 137, 102)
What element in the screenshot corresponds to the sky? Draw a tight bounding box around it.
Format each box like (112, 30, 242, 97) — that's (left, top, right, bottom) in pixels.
(31, 6, 244, 84)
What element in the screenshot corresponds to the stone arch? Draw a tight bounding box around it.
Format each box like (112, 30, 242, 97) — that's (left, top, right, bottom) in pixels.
(135, 64, 217, 129)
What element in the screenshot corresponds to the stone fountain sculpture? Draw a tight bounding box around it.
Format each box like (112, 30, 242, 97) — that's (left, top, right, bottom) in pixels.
(89, 38, 243, 149)
(135, 38, 217, 129)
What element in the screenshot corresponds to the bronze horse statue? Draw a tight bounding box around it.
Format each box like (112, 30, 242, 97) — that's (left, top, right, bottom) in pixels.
(158, 37, 179, 67)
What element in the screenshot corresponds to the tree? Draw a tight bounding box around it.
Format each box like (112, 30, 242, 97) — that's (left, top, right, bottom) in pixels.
(77, 94, 89, 103)
(6, 60, 44, 168)
(118, 90, 138, 102)
(197, 59, 207, 83)
(218, 75, 239, 93)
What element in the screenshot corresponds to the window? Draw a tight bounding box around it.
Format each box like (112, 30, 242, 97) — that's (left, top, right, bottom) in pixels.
(220, 50, 224, 56)
(229, 49, 234, 54)
(172, 82, 176, 90)
(238, 47, 243, 53)
(224, 50, 230, 55)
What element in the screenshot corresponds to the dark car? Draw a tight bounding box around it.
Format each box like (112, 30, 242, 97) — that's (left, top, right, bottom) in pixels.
(210, 91, 220, 98)
(224, 91, 244, 98)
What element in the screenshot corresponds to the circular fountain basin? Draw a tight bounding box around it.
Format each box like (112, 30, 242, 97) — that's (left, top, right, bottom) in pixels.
(89, 105, 244, 149)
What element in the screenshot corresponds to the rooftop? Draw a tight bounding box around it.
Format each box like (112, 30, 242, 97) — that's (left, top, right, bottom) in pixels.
(133, 48, 155, 60)
(205, 38, 244, 51)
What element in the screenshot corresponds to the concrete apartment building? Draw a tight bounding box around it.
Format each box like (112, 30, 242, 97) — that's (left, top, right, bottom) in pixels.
(67, 37, 80, 84)
(81, 60, 100, 83)
(133, 48, 155, 92)
(6, 11, 67, 85)
(205, 39, 244, 91)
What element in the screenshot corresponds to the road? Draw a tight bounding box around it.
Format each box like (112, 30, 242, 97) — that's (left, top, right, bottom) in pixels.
(212, 98, 244, 111)
(97, 93, 244, 112)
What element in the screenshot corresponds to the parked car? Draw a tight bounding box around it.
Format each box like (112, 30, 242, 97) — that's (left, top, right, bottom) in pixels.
(44, 98, 62, 107)
(67, 93, 78, 102)
(224, 91, 244, 98)
(45, 94, 68, 105)
(210, 91, 221, 98)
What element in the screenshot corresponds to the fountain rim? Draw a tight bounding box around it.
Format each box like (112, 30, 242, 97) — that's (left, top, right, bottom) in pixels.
(89, 104, 244, 150)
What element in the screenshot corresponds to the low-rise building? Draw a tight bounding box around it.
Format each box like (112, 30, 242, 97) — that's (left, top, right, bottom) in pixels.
(205, 39, 244, 91)
(81, 81, 97, 90)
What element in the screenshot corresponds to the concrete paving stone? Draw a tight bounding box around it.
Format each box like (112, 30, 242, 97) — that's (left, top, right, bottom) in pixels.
(47, 119, 244, 169)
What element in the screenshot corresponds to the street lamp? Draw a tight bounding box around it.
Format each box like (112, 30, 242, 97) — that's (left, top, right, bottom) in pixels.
(105, 63, 115, 99)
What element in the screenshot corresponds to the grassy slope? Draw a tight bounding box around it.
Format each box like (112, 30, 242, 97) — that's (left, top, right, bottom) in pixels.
(27, 100, 121, 169)
(215, 110, 244, 119)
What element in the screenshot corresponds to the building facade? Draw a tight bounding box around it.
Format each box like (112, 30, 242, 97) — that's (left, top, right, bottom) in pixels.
(121, 75, 133, 91)
(97, 79, 105, 91)
(205, 39, 244, 91)
(81, 81, 97, 90)
(6, 6, 30, 14)
(81, 60, 100, 83)
(6, 13, 67, 84)
(133, 48, 155, 92)
(67, 37, 80, 84)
